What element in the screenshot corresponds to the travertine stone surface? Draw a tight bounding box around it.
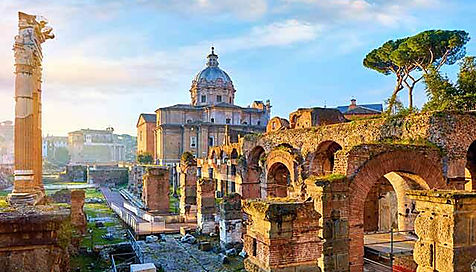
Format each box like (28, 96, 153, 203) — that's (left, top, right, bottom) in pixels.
(408, 190, 476, 272)
(242, 199, 322, 272)
(71, 190, 86, 235)
(9, 12, 54, 205)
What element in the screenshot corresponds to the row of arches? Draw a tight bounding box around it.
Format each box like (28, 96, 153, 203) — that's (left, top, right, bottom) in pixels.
(209, 148, 238, 160)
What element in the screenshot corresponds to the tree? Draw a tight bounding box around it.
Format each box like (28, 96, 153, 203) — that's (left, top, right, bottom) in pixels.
(137, 152, 154, 164)
(423, 56, 476, 111)
(364, 30, 470, 113)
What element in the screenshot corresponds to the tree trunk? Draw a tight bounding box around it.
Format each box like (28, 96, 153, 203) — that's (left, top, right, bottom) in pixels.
(408, 87, 413, 111)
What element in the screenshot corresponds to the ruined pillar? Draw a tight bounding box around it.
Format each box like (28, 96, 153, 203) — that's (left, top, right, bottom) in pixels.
(305, 177, 350, 272)
(179, 157, 197, 218)
(71, 190, 87, 235)
(408, 190, 476, 272)
(143, 166, 170, 213)
(8, 12, 54, 206)
(197, 177, 216, 234)
(219, 193, 242, 249)
(242, 199, 322, 272)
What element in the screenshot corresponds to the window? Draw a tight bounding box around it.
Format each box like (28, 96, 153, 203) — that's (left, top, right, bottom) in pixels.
(229, 97, 232, 103)
(201, 95, 206, 103)
(197, 167, 202, 177)
(257, 121, 261, 126)
(139, 131, 143, 141)
(208, 136, 214, 146)
(217, 95, 222, 102)
(190, 136, 197, 148)
(252, 238, 257, 256)
(226, 118, 231, 124)
(231, 164, 236, 176)
(231, 181, 236, 193)
(208, 168, 214, 179)
(211, 118, 215, 123)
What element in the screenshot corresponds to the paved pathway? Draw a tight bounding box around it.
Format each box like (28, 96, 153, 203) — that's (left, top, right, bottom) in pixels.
(140, 234, 241, 272)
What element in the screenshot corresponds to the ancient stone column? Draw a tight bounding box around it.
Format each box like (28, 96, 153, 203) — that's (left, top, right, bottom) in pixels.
(219, 193, 242, 249)
(408, 190, 476, 272)
(242, 199, 322, 272)
(143, 166, 170, 213)
(8, 12, 54, 206)
(179, 158, 197, 218)
(71, 190, 87, 235)
(197, 177, 216, 234)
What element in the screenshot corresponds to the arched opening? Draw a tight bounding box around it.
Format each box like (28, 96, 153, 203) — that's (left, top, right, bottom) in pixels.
(244, 146, 265, 199)
(266, 162, 290, 198)
(305, 141, 342, 177)
(210, 150, 216, 160)
(348, 149, 445, 272)
(219, 150, 224, 161)
(465, 140, 476, 191)
(230, 149, 238, 160)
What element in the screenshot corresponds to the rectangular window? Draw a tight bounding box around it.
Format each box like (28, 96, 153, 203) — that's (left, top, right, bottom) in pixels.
(190, 136, 197, 148)
(201, 95, 206, 103)
(217, 95, 222, 102)
(208, 136, 214, 146)
(210, 118, 215, 123)
(226, 118, 231, 124)
(231, 181, 236, 193)
(252, 238, 257, 256)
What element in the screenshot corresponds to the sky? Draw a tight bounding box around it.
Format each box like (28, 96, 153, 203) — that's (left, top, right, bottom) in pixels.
(0, 0, 476, 136)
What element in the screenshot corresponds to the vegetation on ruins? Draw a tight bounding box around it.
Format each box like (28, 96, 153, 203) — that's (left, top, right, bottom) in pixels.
(181, 151, 196, 164)
(137, 152, 154, 164)
(364, 30, 470, 113)
(423, 56, 476, 111)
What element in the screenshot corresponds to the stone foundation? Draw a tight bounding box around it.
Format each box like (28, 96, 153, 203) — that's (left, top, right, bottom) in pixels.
(0, 206, 70, 272)
(219, 193, 242, 249)
(408, 190, 476, 272)
(242, 199, 322, 272)
(143, 166, 170, 213)
(197, 177, 216, 234)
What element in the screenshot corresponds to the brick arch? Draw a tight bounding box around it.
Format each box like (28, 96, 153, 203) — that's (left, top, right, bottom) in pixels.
(263, 149, 297, 198)
(304, 140, 342, 178)
(243, 145, 266, 199)
(347, 149, 446, 272)
(466, 140, 476, 190)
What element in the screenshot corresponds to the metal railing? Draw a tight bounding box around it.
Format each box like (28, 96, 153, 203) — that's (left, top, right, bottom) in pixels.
(127, 229, 144, 264)
(364, 229, 417, 269)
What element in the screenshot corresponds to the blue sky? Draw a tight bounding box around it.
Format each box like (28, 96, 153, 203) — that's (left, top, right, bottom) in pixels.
(0, 0, 475, 135)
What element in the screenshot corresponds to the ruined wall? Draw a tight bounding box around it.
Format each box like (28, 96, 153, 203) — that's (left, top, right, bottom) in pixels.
(87, 166, 129, 186)
(179, 159, 197, 217)
(143, 167, 170, 213)
(408, 190, 476, 272)
(242, 199, 322, 272)
(196, 177, 216, 234)
(219, 193, 242, 249)
(0, 207, 70, 272)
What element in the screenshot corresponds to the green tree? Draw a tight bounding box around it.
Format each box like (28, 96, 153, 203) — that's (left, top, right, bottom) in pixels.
(423, 56, 476, 111)
(137, 152, 154, 164)
(364, 30, 470, 112)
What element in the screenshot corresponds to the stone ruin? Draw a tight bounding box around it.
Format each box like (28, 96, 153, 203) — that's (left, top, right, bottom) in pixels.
(242, 199, 322, 272)
(219, 193, 242, 250)
(197, 177, 216, 234)
(179, 154, 197, 219)
(142, 166, 170, 213)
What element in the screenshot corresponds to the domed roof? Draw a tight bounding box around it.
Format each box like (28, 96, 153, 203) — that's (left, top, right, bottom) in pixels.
(194, 47, 232, 84)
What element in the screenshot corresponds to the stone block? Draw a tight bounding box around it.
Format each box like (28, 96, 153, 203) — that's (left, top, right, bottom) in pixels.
(130, 263, 156, 272)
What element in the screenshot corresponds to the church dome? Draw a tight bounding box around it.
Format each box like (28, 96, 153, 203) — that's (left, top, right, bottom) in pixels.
(193, 47, 232, 84)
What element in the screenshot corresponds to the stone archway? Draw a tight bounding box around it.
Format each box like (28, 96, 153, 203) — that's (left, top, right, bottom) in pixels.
(347, 149, 445, 272)
(266, 162, 290, 198)
(466, 140, 476, 191)
(305, 140, 342, 177)
(263, 149, 297, 199)
(244, 146, 265, 199)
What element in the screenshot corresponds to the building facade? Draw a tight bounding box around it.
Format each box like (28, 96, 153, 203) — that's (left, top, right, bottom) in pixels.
(0, 121, 14, 165)
(68, 127, 126, 164)
(139, 48, 271, 165)
(136, 113, 156, 157)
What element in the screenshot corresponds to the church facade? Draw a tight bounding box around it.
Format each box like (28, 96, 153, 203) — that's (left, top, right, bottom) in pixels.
(137, 48, 270, 165)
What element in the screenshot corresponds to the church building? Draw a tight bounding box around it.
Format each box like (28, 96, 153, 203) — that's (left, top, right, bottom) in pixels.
(137, 48, 270, 165)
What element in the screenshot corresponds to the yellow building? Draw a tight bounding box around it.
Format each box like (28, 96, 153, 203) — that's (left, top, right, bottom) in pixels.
(138, 48, 270, 165)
